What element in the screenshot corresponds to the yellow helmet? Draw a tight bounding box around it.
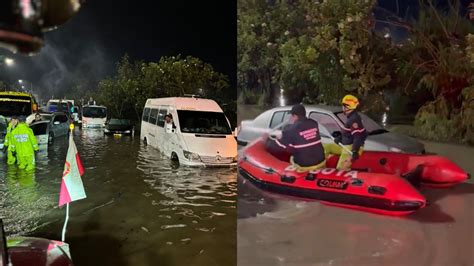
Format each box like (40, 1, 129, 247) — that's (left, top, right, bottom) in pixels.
(341, 95, 359, 110)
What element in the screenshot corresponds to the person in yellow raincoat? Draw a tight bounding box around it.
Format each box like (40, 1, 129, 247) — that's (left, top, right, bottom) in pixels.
(4, 116, 19, 165)
(9, 116, 39, 170)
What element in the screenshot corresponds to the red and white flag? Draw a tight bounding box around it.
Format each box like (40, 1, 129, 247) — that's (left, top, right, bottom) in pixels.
(59, 134, 86, 207)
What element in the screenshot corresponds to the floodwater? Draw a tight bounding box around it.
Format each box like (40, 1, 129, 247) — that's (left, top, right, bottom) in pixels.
(238, 141, 474, 266)
(0, 129, 236, 266)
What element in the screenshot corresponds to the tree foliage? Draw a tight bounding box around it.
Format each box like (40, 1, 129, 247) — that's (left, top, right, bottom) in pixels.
(238, 0, 473, 143)
(238, 0, 394, 107)
(79, 55, 235, 126)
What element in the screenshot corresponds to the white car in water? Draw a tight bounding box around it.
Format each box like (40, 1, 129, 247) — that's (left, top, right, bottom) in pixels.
(29, 112, 70, 145)
(237, 105, 425, 154)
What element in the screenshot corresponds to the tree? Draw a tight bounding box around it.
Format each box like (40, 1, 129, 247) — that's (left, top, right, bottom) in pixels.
(238, 0, 393, 108)
(388, 1, 474, 143)
(93, 55, 234, 125)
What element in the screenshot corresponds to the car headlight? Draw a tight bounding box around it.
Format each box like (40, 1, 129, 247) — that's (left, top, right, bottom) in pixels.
(124, 130, 131, 133)
(104, 128, 109, 133)
(389, 147, 402, 152)
(183, 150, 201, 161)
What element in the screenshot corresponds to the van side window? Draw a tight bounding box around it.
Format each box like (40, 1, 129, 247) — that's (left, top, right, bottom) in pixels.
(149, 108, 158, 124)
(142, 108, 150, 122)
(157, 109, 167, 127)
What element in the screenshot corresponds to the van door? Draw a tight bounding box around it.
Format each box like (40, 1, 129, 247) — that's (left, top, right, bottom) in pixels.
(155, 107, 168, 153)
(148, 108, 159, 147)
(167, 109, 181, 157)
(140, 107, 151, 141)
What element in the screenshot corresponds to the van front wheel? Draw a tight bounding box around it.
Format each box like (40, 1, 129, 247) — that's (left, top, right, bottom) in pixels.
(170, 152, 179, 168)
(143, 137, 147, 145)
(171, 152, 179, 162)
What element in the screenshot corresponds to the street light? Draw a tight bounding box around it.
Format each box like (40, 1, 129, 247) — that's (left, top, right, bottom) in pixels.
(18, 79, 33, 93)
(4, 58, 14, 66)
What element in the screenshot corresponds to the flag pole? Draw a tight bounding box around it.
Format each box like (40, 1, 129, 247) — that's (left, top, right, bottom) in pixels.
(61, 203, 70, 242)
(61, 123, 74, 242)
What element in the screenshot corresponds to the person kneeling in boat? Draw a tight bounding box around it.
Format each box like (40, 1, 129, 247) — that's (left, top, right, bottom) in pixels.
(325, 94, 368, 170)
(264, 104, 326, 172)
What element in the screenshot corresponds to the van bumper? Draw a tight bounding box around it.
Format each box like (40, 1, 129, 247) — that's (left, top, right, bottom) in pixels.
(180, 160, 237, 168)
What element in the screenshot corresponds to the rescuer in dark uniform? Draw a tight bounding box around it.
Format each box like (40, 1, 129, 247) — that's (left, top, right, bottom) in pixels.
(326, 94, 368, 170)
(265, 104, 326, 172)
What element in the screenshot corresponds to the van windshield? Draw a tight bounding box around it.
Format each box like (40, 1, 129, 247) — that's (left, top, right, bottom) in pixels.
(48, 102, 69, 112)
(177, 110, 232, 135)
(83, 107, 107, 118)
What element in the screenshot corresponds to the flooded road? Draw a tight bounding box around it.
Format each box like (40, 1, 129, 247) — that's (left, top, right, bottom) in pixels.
(238, 141, 474, 266)
(0, 129, 236, 266)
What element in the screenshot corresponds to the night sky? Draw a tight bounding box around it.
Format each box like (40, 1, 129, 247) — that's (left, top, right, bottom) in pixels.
(1, 0, 236, 99)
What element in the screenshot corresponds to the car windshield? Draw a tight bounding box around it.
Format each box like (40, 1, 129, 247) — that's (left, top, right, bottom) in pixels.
(109, 119, 130, 126)
(0, 100, 32, 117)
(177, 110, 232, 135)
(30, 122, 48, 135)
(335, 112, 388, 135)
(83, 107, 107, 118)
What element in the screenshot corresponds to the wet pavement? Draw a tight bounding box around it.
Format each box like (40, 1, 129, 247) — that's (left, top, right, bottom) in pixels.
(238, 141, 474, 266)
(0, 129, 236, 266)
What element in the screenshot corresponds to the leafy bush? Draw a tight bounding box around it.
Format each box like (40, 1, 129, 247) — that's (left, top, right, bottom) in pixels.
(413, 87, 474, 145)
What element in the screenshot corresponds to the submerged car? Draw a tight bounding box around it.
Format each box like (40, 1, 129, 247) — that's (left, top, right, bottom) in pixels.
(30, 112, 70, 145)
(104, 119, 134, 135)
(237, 105, 425, 154)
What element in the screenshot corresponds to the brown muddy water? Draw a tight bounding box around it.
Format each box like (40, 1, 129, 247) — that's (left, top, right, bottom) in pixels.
(238, 141, 474, 266)
(0, 128, 236, 266)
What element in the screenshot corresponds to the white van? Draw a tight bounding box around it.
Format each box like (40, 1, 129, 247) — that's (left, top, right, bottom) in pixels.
(140, 97, 237, 167)
(81, 105, 107, 128)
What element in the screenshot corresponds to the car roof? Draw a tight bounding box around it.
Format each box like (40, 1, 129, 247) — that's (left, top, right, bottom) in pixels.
(268, 104, 342, 114)
(30, 120, 49, 125)
(145, 97, 223, 112)
(83, 105, 106, 108)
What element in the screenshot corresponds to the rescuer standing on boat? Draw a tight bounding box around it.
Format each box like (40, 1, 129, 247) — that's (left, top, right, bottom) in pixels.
(329, 94, 368, 170)
(9, 116, 39, 170)
(265, 104, 326, 172)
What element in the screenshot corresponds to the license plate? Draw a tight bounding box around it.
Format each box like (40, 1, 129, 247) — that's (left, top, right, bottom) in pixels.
(114, 133, 122, 137)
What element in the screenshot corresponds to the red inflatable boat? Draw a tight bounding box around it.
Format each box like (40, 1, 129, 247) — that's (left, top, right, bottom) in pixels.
(238, 140, 428, 216)
(347, 150, 469, 187)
